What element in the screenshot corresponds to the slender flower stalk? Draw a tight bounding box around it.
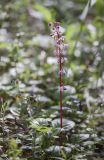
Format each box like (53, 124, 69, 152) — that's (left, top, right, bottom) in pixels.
(49, 22, 68, 128)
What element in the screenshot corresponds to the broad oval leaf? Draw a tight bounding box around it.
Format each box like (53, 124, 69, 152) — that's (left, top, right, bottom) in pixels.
(52, 118, 75, 131)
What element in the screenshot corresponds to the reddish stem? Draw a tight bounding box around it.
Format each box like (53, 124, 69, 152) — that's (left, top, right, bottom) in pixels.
(57, 27, 63, 128)
(59, 54, 63, 128)
(49, 22, 64, 128)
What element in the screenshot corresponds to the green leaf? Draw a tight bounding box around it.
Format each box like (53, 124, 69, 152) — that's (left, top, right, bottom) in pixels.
(35, 3, 53, 22)
(80, 0, 90, 21)
(90, 0, 96, 6)
(35, 126, 52, 133)
(52, 119, 75, 131)
(61, 149, 66, 159)
(30, 119, 52, 133)
(66, 23, 80, 40)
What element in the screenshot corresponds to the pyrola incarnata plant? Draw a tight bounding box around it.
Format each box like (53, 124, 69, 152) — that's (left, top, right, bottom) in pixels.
(49, 22, 69, 128)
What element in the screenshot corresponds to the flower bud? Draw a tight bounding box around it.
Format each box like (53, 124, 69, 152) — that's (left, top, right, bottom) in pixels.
(58, 69, 66, 75)
(48, 22, 52, 27)
(64, 44, 69, 49)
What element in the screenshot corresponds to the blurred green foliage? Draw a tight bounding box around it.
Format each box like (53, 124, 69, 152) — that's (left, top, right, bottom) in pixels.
(0, 0, 104, 160)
